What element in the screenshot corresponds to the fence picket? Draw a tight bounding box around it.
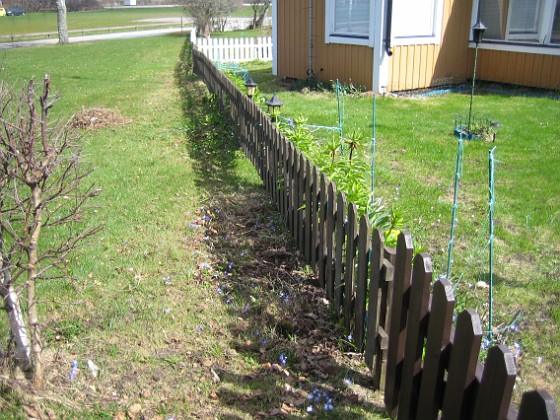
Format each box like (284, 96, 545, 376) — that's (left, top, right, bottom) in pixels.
(472, 345, 516, 420)
(334, 192, 347, 315)
(344, 203, 358, 333)
(416, 279, 455, 419)
(398, 253, 433, 420)
(325, 182, 337, 299)
(385, 232, 414, 416)
(441, 309, 483, 420)
(304, 159, 313, 262)
(318, 174, 328, 287)
(365, 228, 385, 369)
(310, 166, 320, 271)
(518, 390, 558, 420)
(354, 214, 371, 352)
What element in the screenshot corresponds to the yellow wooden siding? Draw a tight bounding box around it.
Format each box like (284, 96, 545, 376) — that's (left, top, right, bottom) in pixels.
(468, 49, 560, 90)
(277, 0, 308, 81)
(277, 0, 560, 92)
(387, 0, 472, 92)
(277, 0, 374, 89)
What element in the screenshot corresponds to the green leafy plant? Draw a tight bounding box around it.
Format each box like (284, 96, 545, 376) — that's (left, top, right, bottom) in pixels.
(277, 118, 402, 245)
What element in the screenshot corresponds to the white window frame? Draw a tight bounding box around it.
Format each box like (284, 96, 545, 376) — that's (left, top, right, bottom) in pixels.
(471, 0, 560, 54)
(325, 0, 375, 47)
(391, 0, 444, 46)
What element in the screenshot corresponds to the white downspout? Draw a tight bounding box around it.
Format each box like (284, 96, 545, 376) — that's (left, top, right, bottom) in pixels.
(272, 0, 278, 75)
(373, 0, 390, 93)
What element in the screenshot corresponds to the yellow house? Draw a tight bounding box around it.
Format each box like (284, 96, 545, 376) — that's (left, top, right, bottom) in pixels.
(272, 0, 560, 92)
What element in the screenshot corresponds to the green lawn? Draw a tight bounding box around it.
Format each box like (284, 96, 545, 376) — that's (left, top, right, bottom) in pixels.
(0, 5, 265, 37)
(0, 36, 387, 418)
(243, 62, 560, 402)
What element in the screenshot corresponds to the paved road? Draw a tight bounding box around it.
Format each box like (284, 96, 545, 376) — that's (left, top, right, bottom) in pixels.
(0, 27, 188, 50)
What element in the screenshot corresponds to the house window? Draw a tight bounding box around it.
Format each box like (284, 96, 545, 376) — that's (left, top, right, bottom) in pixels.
(391, 0, 444, 45)
(476, 0, 560, 45)
(325, 0, 374, 46)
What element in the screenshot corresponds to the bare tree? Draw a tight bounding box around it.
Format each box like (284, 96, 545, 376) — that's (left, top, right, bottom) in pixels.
(0, 76, 101, 389)
(55, 0, 69, 44)
(249, 0, 271, 29)
(184, 0, 242, 37)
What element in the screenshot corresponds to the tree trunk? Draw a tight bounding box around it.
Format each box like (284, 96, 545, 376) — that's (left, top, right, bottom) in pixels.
(0, 241, 32, 372)
(56, 0, 69, 45)
(27, 186, 44, 390)
(255, 4, 270, 28)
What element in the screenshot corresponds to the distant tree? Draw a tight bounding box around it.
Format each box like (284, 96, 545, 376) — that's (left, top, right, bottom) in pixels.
(55, 0, 69, 44)
(0, 76, 101, 389)
(184, 0, 242, 38)
(249, 0, 271, 29)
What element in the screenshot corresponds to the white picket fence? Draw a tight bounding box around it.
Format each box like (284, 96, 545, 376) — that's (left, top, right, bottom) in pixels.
(190, 31, 273, 63)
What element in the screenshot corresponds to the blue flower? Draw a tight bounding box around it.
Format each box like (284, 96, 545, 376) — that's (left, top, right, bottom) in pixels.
(344, 376, 353, 386)
(347, 333, 353, 341)
(279, 353, 287, 366)
(196, 326, 204, 332)
(69, 360, 78, 381)
(306, 405, 314, 413)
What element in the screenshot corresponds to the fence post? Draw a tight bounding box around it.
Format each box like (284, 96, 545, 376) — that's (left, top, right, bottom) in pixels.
(384, 231, 414, 416)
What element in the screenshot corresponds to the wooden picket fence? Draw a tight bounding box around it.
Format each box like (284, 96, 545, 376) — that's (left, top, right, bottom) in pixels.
(190, 30, 273, 63)
(191, 49, 558, 419)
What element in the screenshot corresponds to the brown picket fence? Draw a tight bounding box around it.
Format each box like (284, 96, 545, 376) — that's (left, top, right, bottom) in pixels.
(191, 48, 558, 419)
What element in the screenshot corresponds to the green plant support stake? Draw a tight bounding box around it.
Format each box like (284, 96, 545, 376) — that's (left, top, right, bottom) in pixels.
(336, 80, 344, 156)
(446, 135, 463, 281)
(488, 146, 497, 343)
(370, 92, 377, 201)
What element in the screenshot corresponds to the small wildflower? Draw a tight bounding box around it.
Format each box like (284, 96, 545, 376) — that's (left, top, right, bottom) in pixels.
(69, 360, 78, 381)
(200, 262, 210, 270)
(481, 337, 492, 350)
(196, 326, 204, 332)
(306, 405, 314, 413)
(509, 323, 519, 332)
(164, 308, 171, 315)
(226, 298, 232, 304)
(279, 353, 287, 366)
(227, 262, 234, 272)
(347, 333, 353, 341)
(512, 342, 522, 358)
(217, 287, 223, 295)
(537, 356, 543, 364)
(344, 376, 353, 386)
(324, 400, 334, 411)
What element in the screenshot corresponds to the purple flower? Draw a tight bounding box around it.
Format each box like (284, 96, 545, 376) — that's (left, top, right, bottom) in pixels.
(69, 360, 78, 381)
(196, 326, 204, 332)
(279, 353, 287, 366)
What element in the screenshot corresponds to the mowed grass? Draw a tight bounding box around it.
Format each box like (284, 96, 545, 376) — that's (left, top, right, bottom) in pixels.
(0, 5, 262, 37)
(0, 37, 388, 419)
(246, 63, 560, 401)
(0, 35, 217, 417)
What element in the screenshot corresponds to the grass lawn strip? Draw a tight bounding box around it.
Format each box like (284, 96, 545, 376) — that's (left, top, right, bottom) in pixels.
(0, 36, 387, 418)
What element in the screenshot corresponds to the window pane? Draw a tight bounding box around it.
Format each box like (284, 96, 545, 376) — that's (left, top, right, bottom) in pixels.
(479, 0, 506, 40)
(508, 0, 542, 39)
(393, 0, 437, 38)
(333, 0, 370, 37)
(552, 0, 560, 44)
